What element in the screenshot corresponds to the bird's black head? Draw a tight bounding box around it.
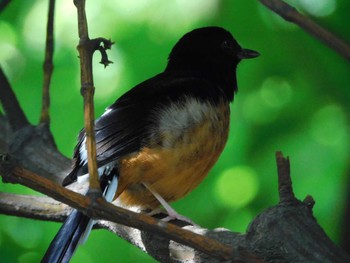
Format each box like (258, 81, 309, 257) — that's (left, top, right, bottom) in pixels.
(166, 26, 259, 101)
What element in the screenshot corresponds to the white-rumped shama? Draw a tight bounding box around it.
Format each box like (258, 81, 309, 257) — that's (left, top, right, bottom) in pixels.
(42, 26, 259, 263)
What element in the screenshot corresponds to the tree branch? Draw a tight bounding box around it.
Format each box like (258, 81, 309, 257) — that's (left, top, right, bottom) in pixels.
(0, 163, 259, 262)
(39, 0, 55, 125)
(73, 0, 100, 195)
(259, 0, 350, 61)
(1, 152, 349, 262)
(0, 192, 69, 222)
(276, 151, 296, 204)
(0, 67, 29, 131)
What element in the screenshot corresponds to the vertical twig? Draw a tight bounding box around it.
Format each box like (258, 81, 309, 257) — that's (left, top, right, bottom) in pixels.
(40, 0, 55, 125)
(259, 0, 350, 62)
(73, 0, 100, 195)
(276, 151, 296, 204)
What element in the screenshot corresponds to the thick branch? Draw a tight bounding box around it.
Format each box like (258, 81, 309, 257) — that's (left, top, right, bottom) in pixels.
(40, 0, 55, 125)
(0, 164, 258, 262)
(5, 124, 69, 183)
(0, 191, 260, 262)
(0, 68, 29, 130)
(259, 0, 350, 61)
(1, 152, 349, 262)
(0, 192, 69, 221)
(0, 114, 10, 154)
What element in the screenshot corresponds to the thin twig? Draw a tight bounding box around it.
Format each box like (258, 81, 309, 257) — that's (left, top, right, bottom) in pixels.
(259, 0, 350, 61)
(39, 0, 55, 125)
(0, 68, 29, 130)
(0, 165, 257, 262)
(73, 0, 100, 194)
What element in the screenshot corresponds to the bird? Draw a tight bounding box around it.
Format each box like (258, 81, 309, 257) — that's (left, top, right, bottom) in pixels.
(42, 26, 259, 263)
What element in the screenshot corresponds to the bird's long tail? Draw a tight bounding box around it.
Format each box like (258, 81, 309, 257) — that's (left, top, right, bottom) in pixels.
(42, 168, 119, 263)
(41, 209, 90, 263)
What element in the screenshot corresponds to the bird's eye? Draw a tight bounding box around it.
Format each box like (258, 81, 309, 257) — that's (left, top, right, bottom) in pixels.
(221, 40, 232, 51)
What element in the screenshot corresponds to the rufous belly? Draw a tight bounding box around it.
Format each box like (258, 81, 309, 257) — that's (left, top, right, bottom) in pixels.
(116, 100, 230, 209)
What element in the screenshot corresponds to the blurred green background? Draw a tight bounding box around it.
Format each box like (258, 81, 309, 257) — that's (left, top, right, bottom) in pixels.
(1, 0, 350, 262)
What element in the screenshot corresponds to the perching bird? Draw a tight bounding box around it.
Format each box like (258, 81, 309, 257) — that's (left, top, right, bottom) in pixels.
(42, 26, 259, 262)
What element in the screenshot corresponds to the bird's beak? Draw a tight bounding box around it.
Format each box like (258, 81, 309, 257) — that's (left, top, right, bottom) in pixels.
(238, 48, 260, 59)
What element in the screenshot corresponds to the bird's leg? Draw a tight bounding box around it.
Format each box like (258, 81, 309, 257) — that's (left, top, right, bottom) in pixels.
(143, 183, 196, 225)
(145, 207, 166, 217)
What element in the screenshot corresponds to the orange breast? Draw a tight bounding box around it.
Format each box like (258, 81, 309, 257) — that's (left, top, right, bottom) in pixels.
(116, 99, 230, 209)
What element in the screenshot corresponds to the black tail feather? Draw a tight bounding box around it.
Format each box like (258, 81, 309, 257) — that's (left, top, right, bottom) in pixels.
(41, 210, 90, 263)
(43, 167, 119, 262)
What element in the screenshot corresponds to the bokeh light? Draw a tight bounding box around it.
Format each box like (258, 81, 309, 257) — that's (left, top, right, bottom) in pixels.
(215, 166, 259, 208)
(295, 0, 336, 17)
(260, 77, 293, 108)
(310, 104, 348, 147)
(23, 1, 47, 55)
(242, 76, 293, 124)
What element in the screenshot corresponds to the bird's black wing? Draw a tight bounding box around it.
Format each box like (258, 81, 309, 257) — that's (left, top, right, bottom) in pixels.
(64, 72, 226, 184)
